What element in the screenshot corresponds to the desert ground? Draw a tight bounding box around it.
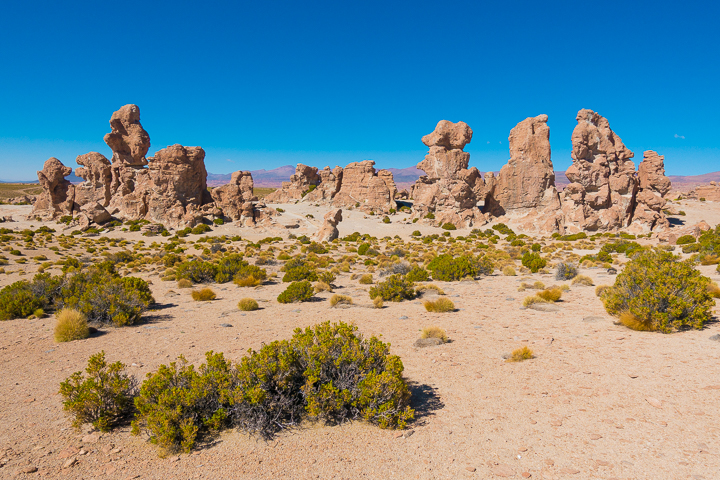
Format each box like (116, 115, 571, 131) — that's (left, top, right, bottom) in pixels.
(1, 199, 719, 480)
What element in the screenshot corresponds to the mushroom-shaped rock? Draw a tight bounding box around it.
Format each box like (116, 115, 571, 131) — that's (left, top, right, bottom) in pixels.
(103, 104, 151, 166)
(30, 157, 75, 220)
(313, 208, 343, 242)
(421, 120, 473, 150)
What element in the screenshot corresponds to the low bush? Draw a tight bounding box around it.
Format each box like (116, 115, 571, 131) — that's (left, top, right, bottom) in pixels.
(416, 284, 445, 295)
(54, 309, 89, 342)
(420, 326, 448, 342)
(555, 262, 578, 280)
(522, 295, 550, 307)
(602, 249, 714, 332)
(314, 281, 333, 293)
(368, 274, 415, 302)
(234, 275, 262, 287)
(192, 288, 217, 301)
(571, 274, 594, 286)
(359, 273, 373, 284)
(177, 278, 193, 289)
(278, 280, 314, 303)
(373, 296, 384, 308)
(405, 266, 430, 282)
(60, 351, 137, 431)
(426, 254, 493, 281)
(330, 294, 353, 306)
(676, 234, 696, 245)
(502, 266, 516, 276)
(507, 346, 534, 362)
(441, 223, 456, 231)
(423, 298, 455, 312)
(238, 298, 259, 311)
(536, 287, 562, 302)
(282, 259, 318, 283)
(521, 252, 546, 273)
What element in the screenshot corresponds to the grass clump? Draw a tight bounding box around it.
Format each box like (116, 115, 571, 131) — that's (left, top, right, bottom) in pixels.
(54, 309, 90, 342)
(192, 288, 217, 301)
(417, 284, 445, 295)
(522, 295, 550, 307)
(177, 278, 193, 289)
(330, 294, 353, 307)
(502, 266, 517, 276)
(602, 249, 715, 332)
(359, 273, 373, 284)
(707, 282, 720, 299)
(238, 298, 259, 311)
(60, 351, 137, 432)
(571, 274, 594, 286)
(373, 296, 384, 308)
(234, 275, 262, 287)
(314, 281, 333, 293)
(595, 284, 611, 297)
(278, 280, 314, 303)
(368, 274, 415, 302)
(423, 298, 455, 312)
(554, 262, 578, 280)
(420, 326, 448, 342)
(507, 346, 534, 362)
(536, 287, 562, 302)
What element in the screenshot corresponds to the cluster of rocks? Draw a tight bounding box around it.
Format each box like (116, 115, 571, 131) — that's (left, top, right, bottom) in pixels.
(30, 105, 275, 229)
(411, 110, 673, 233)
(693, 182, 720, 202)
(265, 161, 397, 213)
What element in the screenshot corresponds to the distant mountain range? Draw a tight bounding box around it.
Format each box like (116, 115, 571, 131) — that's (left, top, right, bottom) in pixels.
(4, 167, 718, 192)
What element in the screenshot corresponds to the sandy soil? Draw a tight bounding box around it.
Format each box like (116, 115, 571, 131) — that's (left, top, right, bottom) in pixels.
(0, 204, 719, 479)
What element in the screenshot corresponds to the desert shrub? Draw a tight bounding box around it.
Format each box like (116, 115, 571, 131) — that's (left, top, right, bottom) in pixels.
(602, 249, 714, 332)
(235, 274, 262, 287)
(427, 254, 493, 281)
(507, 346, 534, 362)
(191, 224, 212, 235)
(676, 235, 696, 245)
(531, 243, 541, 252)
(441, 223, 456, 231)
(521, 252, 546, 273)
(0, 280, 48, 320)
(379, 260, 412, 277)
(559, 232, 587, 241)
(421, 326, 448, 342)
(314, 281, 332, 293)
(278, 280, 314, 303)
(423, 298, 455, 312)
(682, 243, 700, 253)
(357, 243, 371, 255)
(307, 242, 328, 254)
(330, 294, 353, 306)
(359, 273, 373, 284)
(192, 288, 217, 301)
(416, 284, 445, 295)
(522, 295, 550, 307)
(54, 309, 90, 342)
(555, 262, 578, 280)
(405, 266, 430, 282)
(536, 287, 562, 302)
(175, 260, 217, 283)
(373, 296, 384, 308)
(238, 298, 259, 311)
(282, 259, 318, 282)
(60, 351, 138, 432)
(217, 255, 267, 284)
(33, 308, 45, 318)
(318, 271, 336, 285)
(571, 274, 594, 286)
(368, 275, 415, 302)
(502, 266, 517, 276)
(595, 284, 611, 297)
(177, 278, 193, 289)
(382, 216, 391, 224)
(707, 282, 720, 299)
(132, 352, 233, 454)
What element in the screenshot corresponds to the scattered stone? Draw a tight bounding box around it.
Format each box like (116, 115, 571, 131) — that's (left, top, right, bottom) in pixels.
(414, 338, 443, 348)
(82, 433, 100, 443)
(399, 315, 408, 320)
(582, 316, 605, 323)
(607, 267, 617, 275)
(590, 434, 602, 440)
(521, 473, 531, 478)
(646, 397, 662, 408)
(19, 466, 38, 474)
(466, 466, 477, 472)
(403, 430, 415, 438)
(550, 420, 563, 426)
(709, 334, 720, 342)
(491, 464, 514, 477)
(559, 467, 580, 474)
(220, 323, 233, 328)
(62, 458, 77, 469)
(527, 303, 560, 312)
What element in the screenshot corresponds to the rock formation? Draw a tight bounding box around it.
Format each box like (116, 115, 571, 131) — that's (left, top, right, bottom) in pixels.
(628, 151, 672, 232)
(313, 208, 343, 242)
(561, 109, 639, 232)
(411, 120, 488, 228)
(695, 182, 720, 202)
(305, 166, 343, 202)
(331, 161, 397, 213)
(103, 104, 151, 166)
(30, 158, 75, 220)
(265, 164, 321, 203)
(74, 152, 112, 208)
(210, 171, 256, 220)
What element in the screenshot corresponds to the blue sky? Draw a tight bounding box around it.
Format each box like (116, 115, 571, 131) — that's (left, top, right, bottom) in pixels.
(1, 0, 718, 181)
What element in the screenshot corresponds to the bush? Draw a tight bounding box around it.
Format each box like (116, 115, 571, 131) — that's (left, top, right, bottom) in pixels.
(282, 258, 318, 283)
(507, 346, 534, 362)
(359, 273, 373, 284)
(373, 296, 384, 308)
(314, 281, 332, 293)
(192, 288, 217, 301)
(177, 278, 193, 289)
(502, 266, 517, 276)
(421, 326, 448, 342)
(0, 280, 49, 320)
(191, 224, 212, 235)
(234, 275, 262, 287)
(405, 266, 430, 282)
(357, 243, 371, 255)
(423, 298, 455, 312)
(521, 252, 546, 273)
(416, 284, 445, 295)
(382, 216, 391, 224)
(536, 287, 562, 302)
(368, 275, 415, 302)
(555, 262, 578, 280)
(595, 285, 611, 297)
(278, 280, 314, 303)
(676, 235, 696, 245)
(60, 351, 137, 431)
(55, 309, 89, 342)
(330, 294, 353, 306)
(571, 274, 594, 286)
(238, 298, 259, 311)
(318, 271, 336, 285)
(523, 295, 550, 307)
(602, 249, 714, 332)
(441, 223, 456, 231)
(427, 254, 493, 281)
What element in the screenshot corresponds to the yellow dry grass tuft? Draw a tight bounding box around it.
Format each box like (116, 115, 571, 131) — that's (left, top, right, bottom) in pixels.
(234, 275, 262, 287)
(595, 284, 611, 297)
(502, 266, 517, 276)
(707, 282, 720, 299)
(420, 326, 448, 343)
(330, 294, 353, 307)
(192, 288, 217, 301)
(359, 274, 373, 284)
(507, 346, 534, 362)
(617, 311, 655, 331)
(177, 278, 193, 289)
(423, 297, 455, 312)
(314, 281, 333, 293)
(373, 296, 384, 308)
(417, 284, 445, 295)
(523, 295, 550, 307)
(536, 287, 562, 302)
(54, 309, 89, 343)
(571, 274, 594, 286)
(238, 298, 259, 311)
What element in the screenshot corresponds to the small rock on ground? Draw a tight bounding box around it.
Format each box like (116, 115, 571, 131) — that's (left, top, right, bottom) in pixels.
(414, 338, 443, 348)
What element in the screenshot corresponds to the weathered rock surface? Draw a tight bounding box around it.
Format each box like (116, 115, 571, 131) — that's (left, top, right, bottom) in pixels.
(313, 208, 343, 242)
(654, 220, 711, 244)
(265, 164, 321, 203)
(411, 120, 488, 228)
(103, 104, 151, 166)
(211, 171, 256, 220)
(561, 109, 638, 232)
(74, 152, 112, 207)
(30, 158, 75, 220)
(694, 181, 720, 202)
(305, 166, 343, 202)
(332, 161, 397, 213)
(629, 151, 672, 233)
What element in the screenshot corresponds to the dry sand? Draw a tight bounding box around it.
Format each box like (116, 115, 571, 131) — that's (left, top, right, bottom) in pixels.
(0, 202, 719, 479)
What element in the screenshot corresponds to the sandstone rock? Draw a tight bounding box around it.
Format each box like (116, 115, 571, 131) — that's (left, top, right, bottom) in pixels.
(74, 152, 112, 207)
(305, 166, 343, 202)
(654, 220, 711, 244)
(30, 157, 75, 220)
(695, 183, 720, 202)
(421, 119, 473, 150)
(211, 171, 256, 220)
(628, 151, 672, 233)
(332, 161, 397, 213)
(265, 164, 321, 203)
(6, 196, 35, 205)
(79, 202, 111, 224)
(103, 104, 150, 166)
(312, 208, 342, 242)
(396, 189, 410, 200)
(562, 109, 637, 232)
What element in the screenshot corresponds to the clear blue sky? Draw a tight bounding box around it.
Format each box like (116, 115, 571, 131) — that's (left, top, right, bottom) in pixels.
(1, 0, 718, 181)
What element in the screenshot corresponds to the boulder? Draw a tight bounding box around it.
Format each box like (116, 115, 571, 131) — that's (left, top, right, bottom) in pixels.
(74, 152, 112, 207)
(79, 202, 111, 224)
(654, 220, 711, 244)
(628, 151, 672, 233)
(29, 157, 75, 220)
(211, 171, 256, 220)
(332, 161, 397, 213)
(265, 164, 321, 203)
(313, 208, 343, 242)
(695, 183, 720, 202)
(103, 104, 151, 166)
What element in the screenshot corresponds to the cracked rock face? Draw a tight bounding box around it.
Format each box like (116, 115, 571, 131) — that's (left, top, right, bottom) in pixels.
(103, 104, 151, 166)
(331, 161, 397, 213)
(265, 164, 321, 203)
(30, 157, 75, 220)
(628, 150, 672, 233)
(211, 171, 256, 220)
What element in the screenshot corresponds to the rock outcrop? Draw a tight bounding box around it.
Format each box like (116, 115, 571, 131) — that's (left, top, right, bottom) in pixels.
(30, 158, 75, 220)
(628, 151, 672, 232)
(313, 208, 342, 242)
(305, 166, 343, 202)
(411, 120, 488, 228)
(74, 152, 112, 208)
(211, 171, 256, 220)
(695, 182, 720, 202)
(265, 164, 321, 203)
(561, 109, 639, 232)
(331, 161, 397, 213)
(103, 104, 151, 166)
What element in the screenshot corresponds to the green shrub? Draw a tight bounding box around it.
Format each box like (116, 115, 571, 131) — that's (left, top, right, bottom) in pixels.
(54, 309, 89, 342)
(382, 216, 391, 224)
(318, 271, 336, 285)
(278, 280, 314, 303)
(282, 258, 318, 282)
(191, 224, 212, 235)
(676, 235, 696, 245)
(521, 252, 546, 273)
(60, 351, 137, 432)
(426, 254, 493, 281)
(213, 218, 224, 225)
(405, 266, 430, 282)
(531, 243, 541, 252)
(0, 280, 49, 320)
(555, 262, 578, 280)
(357, 243, 371, 255)
(192, 288, 217, 301)
(368, 274, 415, 302)
(425, 212, 435, 220)
(238, 298, 259, 311)
(441, 223, 456, 231)
(602, 249, 714, 332)
(307, 242, 328, 254)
